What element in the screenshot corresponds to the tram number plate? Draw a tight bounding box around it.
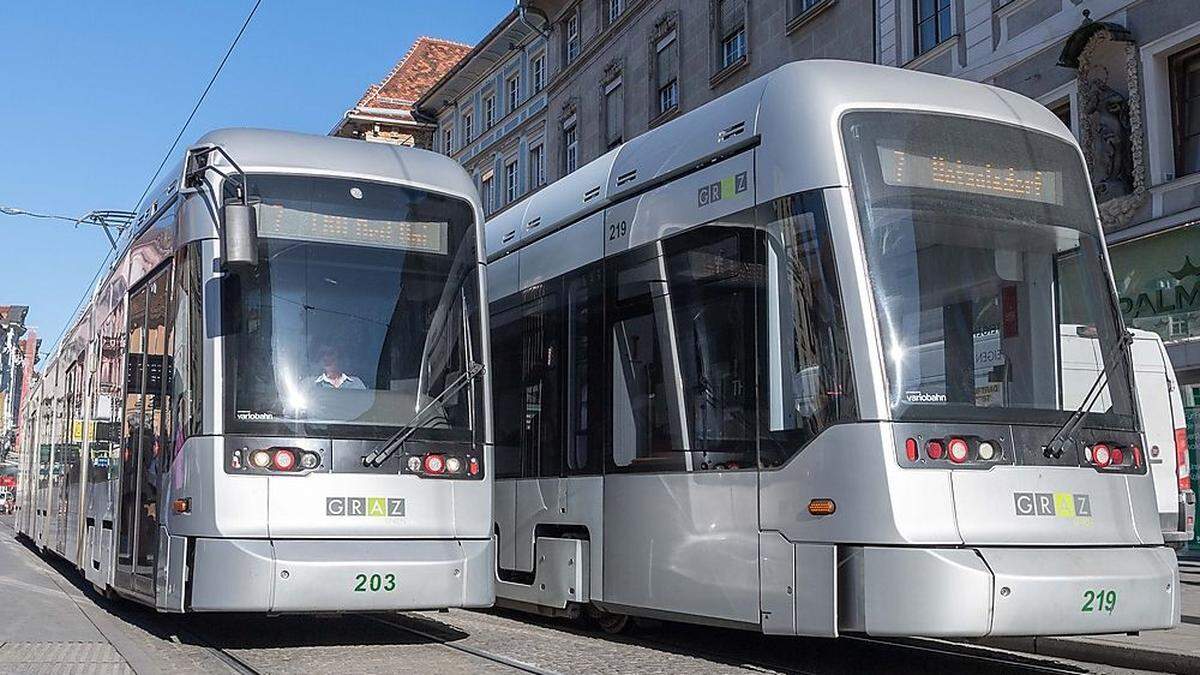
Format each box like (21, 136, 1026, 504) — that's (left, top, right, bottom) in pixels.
(353, 573, 396, 593)
(1080, 589, 1118, 614)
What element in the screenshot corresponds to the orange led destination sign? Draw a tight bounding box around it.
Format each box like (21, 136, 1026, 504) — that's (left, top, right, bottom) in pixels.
(877, 145, 1063, 205)
(257, 204, 448, 254)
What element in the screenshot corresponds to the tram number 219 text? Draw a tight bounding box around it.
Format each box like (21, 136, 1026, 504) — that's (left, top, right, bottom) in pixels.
(353, 573, 396, 592)
(1080, 589, 1117, 614)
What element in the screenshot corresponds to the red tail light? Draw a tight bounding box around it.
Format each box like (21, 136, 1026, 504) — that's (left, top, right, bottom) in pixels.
(272, 448, 296, 471)
(904, 438, 918, 462)
(926, 440, 944, 460)
(1132, 444, 1143, 468)
(1177, 428, 1191, 492)
(1110, 447, 1124, 466)
(423, 454, 446, 475)
(947, 437, 969, 464)
(1091, 443, 1111, 468)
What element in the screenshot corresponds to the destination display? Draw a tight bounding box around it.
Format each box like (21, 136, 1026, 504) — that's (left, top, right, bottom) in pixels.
(257, 203, 449, 254)
(877, 144, 1063, 205)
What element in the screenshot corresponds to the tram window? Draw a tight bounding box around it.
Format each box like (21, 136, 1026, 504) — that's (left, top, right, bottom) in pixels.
(565, 267, 604, 475)
(607, 218, 761, 472)
(759, 192, 857, 467)
(489, 283, 565, 479)
(491, 303, 526, 479)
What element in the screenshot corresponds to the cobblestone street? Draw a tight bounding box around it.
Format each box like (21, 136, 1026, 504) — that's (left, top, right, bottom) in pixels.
(0, 514, 1174, 675)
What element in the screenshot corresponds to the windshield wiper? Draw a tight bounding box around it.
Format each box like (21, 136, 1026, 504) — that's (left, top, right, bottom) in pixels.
(1042, 330, 1133, 459)
(362, 361, 485, 468)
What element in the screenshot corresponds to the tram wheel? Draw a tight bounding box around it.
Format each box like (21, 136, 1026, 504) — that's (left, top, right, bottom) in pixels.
(589, 607, 630, 635)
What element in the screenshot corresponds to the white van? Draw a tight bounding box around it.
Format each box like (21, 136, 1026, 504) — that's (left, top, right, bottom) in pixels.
(1128, 330, 1195, 548)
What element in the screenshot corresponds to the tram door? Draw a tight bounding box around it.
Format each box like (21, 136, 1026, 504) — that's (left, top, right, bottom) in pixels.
(115, 268, 173, 598)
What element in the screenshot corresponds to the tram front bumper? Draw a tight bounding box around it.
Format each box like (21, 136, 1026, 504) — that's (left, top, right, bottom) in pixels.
(188, 537, 494, 612)
(841, 545, 1179, 637)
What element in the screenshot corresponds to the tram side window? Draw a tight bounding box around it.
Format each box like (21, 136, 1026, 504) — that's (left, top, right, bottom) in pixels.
(608, 217, 761, 472)
(759, 191, 856, 467)
(489, 283, 565, 479)
(565, 266, 604, 475)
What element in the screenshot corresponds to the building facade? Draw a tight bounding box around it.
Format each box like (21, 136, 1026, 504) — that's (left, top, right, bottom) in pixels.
(416, 0, 874, 218)
(331, 36, 472, 148)
(877, 0, 1200, 389)
(0, 306, 35, 462)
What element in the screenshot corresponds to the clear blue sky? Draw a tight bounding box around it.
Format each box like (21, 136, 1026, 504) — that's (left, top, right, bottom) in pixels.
(0, 0, 508, 354)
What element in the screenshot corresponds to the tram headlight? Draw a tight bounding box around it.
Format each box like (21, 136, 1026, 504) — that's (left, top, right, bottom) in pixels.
(977, 440, 996, 461)
(300, 452, 320, 470)
(1092, 443, 1111, 468)
(423, 454, 446, 474)
(406, 455, 422, 473)
(250, 450, 272, 469)
(445, 457, 463, 474)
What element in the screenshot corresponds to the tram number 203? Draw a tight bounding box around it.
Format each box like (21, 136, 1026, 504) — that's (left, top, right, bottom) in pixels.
(353, 573, 397, 593)
(1080, 589, 1118, 614)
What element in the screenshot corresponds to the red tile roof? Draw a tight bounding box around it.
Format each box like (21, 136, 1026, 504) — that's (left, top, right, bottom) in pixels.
(355, 36, 473, 116)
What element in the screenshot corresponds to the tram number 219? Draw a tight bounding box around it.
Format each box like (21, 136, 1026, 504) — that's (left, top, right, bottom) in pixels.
(353, 573, 397, 592)
(1080, 589, 1117, 614)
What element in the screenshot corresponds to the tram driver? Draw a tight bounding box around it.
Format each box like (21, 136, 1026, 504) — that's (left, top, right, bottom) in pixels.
(306, 343, 367, 390)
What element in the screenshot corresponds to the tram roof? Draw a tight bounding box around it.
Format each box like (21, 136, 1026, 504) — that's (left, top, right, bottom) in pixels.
(190, 128, 479, 199)
(484, 59, 1074, 260)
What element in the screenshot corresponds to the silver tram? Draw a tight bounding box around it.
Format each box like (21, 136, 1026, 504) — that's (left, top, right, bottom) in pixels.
(15, 129, 494, 613)
(482, 61, 1179, 637)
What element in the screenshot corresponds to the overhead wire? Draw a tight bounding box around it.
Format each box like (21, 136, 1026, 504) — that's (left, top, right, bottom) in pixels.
(41, 0, 264, 361)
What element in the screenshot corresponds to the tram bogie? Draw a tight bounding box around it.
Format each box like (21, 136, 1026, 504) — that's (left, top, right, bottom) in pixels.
(16, 129, 494, 613)
(483, 60, 1178, 638)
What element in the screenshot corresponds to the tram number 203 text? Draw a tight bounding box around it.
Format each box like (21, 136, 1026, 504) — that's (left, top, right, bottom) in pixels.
(1080, 589, 1117, 614)
(353, 573, 397, 592)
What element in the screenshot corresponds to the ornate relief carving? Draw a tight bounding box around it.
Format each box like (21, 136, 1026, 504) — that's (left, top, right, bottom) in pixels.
(602, 57, 624, 84)
(652, 10, 678, 40)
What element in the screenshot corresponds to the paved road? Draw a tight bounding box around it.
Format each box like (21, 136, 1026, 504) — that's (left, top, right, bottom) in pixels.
(0, 514, 1164, 674)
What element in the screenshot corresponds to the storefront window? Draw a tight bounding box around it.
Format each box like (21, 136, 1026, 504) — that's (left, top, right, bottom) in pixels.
(1085, 225, 1200, 344)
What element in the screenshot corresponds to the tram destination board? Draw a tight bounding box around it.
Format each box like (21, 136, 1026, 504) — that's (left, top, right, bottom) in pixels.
(258, 202, 449, 254)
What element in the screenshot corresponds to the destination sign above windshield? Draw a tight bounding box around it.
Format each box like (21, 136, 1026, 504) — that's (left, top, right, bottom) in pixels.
(257, 203, 448, 254)
(877, 144, 1063, 206)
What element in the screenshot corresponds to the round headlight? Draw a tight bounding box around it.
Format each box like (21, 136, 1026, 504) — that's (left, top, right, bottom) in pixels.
(300, 452, 320, 470)
(250, 450, 272, 468)
(446, 457, 463, 474)
(406, 455, 422, 473)
(947, 438, 970, 464)
(977, 441, 996, 461)
(1092, 444, 1111, 468)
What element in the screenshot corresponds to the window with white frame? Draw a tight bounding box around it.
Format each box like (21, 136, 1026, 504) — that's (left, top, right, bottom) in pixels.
(914, 0, 952, 57)
(564, 9, 581, 65)
(463, 110, 474, 142)
(532, 52, 547, 93)
(715, 0, 747, 72)
(529, 144, 546, 187)
(484, 94, 497, 128)
(655, 29, 679, 116)
(442, 125, 454, 154)
(604, 77, 624, 148)
(481, 172, 495, 214)
(563, 119, 579, 174)
(1170, 43, 1200, 177)
(788, 0, 823, 20)
(505, 159, 520, 203)
(607, 0, 624, 26)
(507, 74, 521, 113)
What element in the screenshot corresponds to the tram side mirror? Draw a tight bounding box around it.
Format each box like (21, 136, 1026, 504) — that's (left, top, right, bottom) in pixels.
(221, 202, 259, 269)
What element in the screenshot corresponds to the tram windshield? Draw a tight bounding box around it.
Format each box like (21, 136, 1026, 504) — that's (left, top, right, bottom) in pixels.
(223, 175, 482, 438)
(843, 111, 1135, 429)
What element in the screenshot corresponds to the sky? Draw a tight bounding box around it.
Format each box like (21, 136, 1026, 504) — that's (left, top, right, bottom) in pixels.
(0, 0, 509, 355)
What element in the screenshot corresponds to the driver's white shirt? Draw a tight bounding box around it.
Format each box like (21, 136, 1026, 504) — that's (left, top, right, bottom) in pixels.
(310, 372, 367, 389)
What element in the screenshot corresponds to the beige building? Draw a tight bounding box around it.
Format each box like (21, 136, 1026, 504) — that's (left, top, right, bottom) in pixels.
(332, 36, 472, 148)
(416, 0, 874, 217)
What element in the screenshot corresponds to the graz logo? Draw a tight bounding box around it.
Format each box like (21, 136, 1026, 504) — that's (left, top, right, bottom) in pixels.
(1013, 492, 1092, 518)
(326, 496, 405, 517)
(697, 171, 749, 207)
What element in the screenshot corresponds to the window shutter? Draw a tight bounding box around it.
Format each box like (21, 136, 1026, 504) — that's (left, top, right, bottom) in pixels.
(657, 39, 677, 90)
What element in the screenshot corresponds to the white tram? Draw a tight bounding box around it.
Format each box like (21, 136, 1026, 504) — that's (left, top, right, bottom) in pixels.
(15, 129, 495, 613)
(482, 61, 1179, 637)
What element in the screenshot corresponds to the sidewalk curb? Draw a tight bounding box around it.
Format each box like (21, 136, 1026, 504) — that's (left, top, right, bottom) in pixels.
(979, 635, 1200, 674)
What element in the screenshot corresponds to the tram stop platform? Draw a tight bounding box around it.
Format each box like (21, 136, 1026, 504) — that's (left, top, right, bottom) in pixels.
(978, 556, 1200, 674)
